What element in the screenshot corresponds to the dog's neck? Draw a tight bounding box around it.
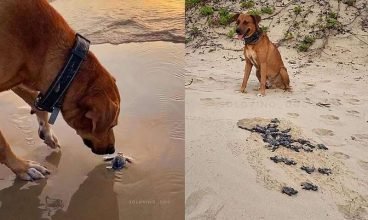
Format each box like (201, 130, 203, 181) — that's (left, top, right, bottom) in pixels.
(243, 30, 262, 45)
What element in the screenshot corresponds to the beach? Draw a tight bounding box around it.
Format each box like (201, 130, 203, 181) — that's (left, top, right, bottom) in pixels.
(185, 0, 368, 219)
(0, 1, 184, 220)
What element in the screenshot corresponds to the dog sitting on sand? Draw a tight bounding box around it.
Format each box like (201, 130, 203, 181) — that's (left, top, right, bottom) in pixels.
(234, 12, 291, 96)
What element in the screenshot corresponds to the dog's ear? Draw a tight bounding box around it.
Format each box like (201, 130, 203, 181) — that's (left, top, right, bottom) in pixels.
(232, 12, 241, 23)
(83, 93, 119, 133)
(251, 14, 261, 25)
(85, 108, 98, 133)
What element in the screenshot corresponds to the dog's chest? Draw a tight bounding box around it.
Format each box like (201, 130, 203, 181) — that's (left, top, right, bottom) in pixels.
(244, 47, 258, 66)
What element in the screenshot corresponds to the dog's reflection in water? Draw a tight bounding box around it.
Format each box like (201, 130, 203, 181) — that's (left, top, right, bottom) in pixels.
(0, 152, 119, 220)
(52, 164, 119, 220)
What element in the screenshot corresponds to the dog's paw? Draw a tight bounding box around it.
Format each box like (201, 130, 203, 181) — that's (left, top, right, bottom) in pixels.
(240, 87, 247, 93)
(16, 160, 50, 181)
(257, 93, 265, 97)
(39, 127, 60, 149)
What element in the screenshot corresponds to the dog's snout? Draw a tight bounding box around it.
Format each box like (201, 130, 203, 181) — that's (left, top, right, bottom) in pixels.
(107, 145, 115, 154)
(90, 145, 115, 155)
(83, 139, 93, 148)
(236, 28, 241, 34)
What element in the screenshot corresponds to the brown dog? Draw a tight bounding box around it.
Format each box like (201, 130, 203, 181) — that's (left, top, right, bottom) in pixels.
(234, 13, 290, 96)
(0, 0, 120, 180)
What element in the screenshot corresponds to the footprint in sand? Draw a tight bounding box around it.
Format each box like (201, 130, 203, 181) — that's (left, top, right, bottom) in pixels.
(301, 82, 316, 91)
(352, 134, 368, 144)
(312, 128, 334, 136)
(287, 99, 300, 104)
(358, 160, 368, 171)
(200, 97, 230, 106)
(333, 152, 350, 160)
(186, 188, 224, 220)
(327, 98, 342, 106)
(287, 113, 299, 118)
(346, 110, 360, 117)
(320, 115, 340, 121)
(346, 98, 360, 105)
(321, 80, 331, 83)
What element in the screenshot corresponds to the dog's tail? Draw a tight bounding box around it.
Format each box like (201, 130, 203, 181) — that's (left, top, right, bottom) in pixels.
(280, 67, 291, 91)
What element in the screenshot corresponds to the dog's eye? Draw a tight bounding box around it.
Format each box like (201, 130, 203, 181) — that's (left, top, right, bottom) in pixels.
(243, 21, 248, 24)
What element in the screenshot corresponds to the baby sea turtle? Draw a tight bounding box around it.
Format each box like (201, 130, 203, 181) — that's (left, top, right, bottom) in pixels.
(305, 143, 316, 149)
(289, 144, 301, 152)
(301, 182, 318, 191)
(267, 127, 279, 133)
(317, 144, 328, 150)
(283, 158, 297, 165)
(318, 168, 332, 175)
(271, 118, 280, 123)
(270, 156, 284, 163)
(301, 166, 315, 174)
(282, 186, 298, 196)
(296, 138, 310, 145)
(302, 145, 313, 152)
(253, 125, 266, 133)
(270, 156, 297, 165)
(267, 123, 278, 129)
(104, 153, 133, 170)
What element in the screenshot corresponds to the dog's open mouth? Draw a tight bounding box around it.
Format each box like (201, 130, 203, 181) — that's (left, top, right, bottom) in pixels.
(235, 34, 244, 40)
(234, 29, 250, 40)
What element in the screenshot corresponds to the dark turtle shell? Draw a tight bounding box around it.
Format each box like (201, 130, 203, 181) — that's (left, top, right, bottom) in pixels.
(112, 155, 126, 170)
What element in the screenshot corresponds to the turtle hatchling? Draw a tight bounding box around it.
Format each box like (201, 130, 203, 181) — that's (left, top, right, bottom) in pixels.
(271, 118, 280, 123)
(282, 186, 298, 196)
(317, 144, 328, 150)
(104, 153, 133, 170)
(301, 182, 318, 191)
(318, 168, 332, 175)
(301, 165, 315, 174)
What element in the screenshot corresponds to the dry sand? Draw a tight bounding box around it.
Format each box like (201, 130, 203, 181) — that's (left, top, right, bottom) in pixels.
(185, 1, 368, 219)
(0, 42, 184, 220)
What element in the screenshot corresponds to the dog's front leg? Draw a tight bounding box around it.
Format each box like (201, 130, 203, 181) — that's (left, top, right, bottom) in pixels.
(240, 59, 253, 93)
(0, 130, 49, 180)
(258, 63, 267, 96)
(12, 85, 60, 148)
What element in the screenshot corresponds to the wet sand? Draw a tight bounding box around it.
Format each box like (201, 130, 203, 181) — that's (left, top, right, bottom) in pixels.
(0, 42, 184, 220)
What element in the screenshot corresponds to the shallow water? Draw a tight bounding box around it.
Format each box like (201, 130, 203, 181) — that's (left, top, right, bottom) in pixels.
(0, 42, 184, 219)
(51, 0, 184, 44)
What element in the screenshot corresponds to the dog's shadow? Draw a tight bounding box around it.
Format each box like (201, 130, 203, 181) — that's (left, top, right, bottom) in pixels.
(0, 152, 119, 220)
(52, 164, 119, 220)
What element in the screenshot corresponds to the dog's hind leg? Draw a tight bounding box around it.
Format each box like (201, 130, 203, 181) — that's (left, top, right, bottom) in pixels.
(280, 67, 291, 90)
(0, 130, 50, 180)
(12, 85, 60, 149)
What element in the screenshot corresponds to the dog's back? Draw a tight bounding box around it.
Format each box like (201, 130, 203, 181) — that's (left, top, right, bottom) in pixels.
(0, 0, 75, 91)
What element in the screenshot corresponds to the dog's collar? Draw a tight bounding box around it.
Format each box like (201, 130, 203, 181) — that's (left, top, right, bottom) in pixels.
(243, 30, 262, 45)
(35, 33, 90, 125)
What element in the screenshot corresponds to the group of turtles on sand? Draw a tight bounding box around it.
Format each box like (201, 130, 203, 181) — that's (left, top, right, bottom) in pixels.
(239, 118, 332, 196)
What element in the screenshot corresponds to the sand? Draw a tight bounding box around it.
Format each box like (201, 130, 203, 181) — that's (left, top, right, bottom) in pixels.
(185, 3, 368, 218)
(0, 42, 184, 220)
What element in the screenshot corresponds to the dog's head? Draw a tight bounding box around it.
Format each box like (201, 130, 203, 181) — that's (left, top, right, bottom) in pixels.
(79, 86, 120, 155)
(233, 13, 261, 40)
(63, 62, 121, 155)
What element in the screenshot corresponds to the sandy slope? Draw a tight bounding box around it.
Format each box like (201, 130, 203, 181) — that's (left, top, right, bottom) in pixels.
(185, 5, 368, 218)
